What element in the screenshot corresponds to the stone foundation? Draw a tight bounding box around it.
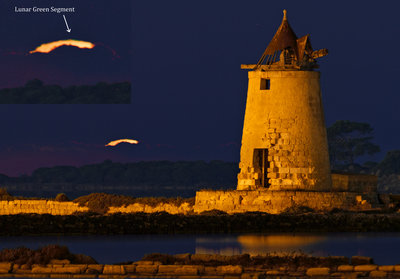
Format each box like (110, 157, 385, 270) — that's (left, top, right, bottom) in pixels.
(194, 190, 380, 214)
(1, 254, 400, 278)
(331, 173, 378, 192)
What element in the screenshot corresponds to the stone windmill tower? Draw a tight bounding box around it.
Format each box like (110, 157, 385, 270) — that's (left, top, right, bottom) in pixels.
(237, 10, 332, 192)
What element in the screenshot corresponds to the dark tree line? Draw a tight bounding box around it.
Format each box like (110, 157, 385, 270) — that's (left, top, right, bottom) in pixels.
(0, 79, 131, 104)
(327, 120, 380, 169)
(0, 160, 238, 188)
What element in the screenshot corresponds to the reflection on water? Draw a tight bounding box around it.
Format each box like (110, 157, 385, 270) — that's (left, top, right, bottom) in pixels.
(196, 234, 325, 256)
(196, 233, 400, 264)
(238, 235, 326, 254)
(0, 233, 400, 265)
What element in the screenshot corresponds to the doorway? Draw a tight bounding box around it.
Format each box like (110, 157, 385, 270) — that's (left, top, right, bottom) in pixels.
(253, 148, 270, 188)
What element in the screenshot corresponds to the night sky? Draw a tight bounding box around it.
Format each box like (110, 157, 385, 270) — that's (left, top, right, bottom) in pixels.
(0, 0, 399, 176)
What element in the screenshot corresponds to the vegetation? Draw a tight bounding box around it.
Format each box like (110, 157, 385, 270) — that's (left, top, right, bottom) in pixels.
(0, 245, 97, 267)
(0, 160, 237, 188)
(375, 150, 400, 176)
(55, 193, 69, 202)
(0, 79, 131, 104)
(327, 120, 380, 169)
(73, 193, 194, 214)
(141, 252, 352, 268)
(0, 188, 12, 200)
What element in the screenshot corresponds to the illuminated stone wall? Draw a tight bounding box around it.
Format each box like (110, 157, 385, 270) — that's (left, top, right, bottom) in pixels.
(0, 200, 89, 215)
(194, 190, 379, 214)
(108, 202, 193, 214)
(0, 200, 192, 215)
(331, 173, 377, 192)
(238, 70, 332, 191)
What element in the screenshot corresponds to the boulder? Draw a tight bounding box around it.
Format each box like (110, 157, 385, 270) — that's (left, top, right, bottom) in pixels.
(216, 265, 243, 275)
(306, 267, 330, 276)
(0, 262, 12, 273)
(135, 264, 158, 274)
(102, 265, 126, 275)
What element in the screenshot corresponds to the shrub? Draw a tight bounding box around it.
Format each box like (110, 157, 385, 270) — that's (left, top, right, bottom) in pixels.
(0, 245, 97, 267)
(73, 193, 195, 214)
(55, 193, 69, 202)
(0, 188, 14, 201)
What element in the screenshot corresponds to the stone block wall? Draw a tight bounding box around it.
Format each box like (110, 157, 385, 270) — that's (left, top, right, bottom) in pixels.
(2, 254, 400, 278)
(0, 200, 89, 215)
(0, 200, 192, 215)
(108, 202, 193, 215)
(194, 190, 380, 214)
(332, 173, 377, 193)
(238, 70, 332, 192)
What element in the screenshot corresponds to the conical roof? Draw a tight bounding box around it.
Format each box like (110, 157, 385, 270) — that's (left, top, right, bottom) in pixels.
(263, 10, 298, 56)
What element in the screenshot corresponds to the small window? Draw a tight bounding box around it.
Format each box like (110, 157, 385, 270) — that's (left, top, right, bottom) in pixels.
(260, 78, 270, 90)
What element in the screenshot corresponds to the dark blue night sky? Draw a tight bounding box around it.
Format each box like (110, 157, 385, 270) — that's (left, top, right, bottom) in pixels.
(0, 0, 399, 175)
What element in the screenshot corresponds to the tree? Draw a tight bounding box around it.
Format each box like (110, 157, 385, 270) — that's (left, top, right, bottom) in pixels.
(375, 150, 400, 176)
(327, 120, 380, 169)
(24, 79, 44, 89)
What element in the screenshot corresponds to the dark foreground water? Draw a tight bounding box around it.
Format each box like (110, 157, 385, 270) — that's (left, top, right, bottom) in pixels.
(0, 233, 400, 265)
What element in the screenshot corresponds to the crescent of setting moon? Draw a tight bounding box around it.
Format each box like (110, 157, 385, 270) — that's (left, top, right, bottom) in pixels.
(105, 139, 139, 147)
(29, 39, 95, 54)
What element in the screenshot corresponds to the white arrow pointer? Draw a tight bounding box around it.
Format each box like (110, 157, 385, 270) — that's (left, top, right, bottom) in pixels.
(62, 15, 71, 33)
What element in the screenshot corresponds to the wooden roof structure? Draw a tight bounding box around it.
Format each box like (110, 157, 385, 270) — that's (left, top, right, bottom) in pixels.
(241, 10, 328, 70)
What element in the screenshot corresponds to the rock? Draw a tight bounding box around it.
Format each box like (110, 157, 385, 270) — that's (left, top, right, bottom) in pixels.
(204, 266, 217, 274)
(134, 260, 155, 265)
(354, 265, 377, 272)
(87, 265, 103, 273)
(369, 270, 387, 277)
(0, 262, 12, 273)
(102, 265, 126, 275)
(351, 256, 373, 265)
(53, 265, 85, 274)
(216, 265, 243, 275)
(306, 267, 330, 276)
(338, 265, 354, 272)
(135, 264, 158, 274)
(123, 265, 136, 273)
(175, 265, 201, 275)
(31, 265, 53, 274)
(158, 265, 180, 274)
(378, 265, 394, 272)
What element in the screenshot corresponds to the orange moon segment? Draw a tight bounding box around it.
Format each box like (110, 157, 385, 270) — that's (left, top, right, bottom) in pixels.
(105, 139, 139, 147)
(29, 39, 95, 54)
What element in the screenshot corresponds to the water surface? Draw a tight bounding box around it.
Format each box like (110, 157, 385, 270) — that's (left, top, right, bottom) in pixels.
(0, 233, 399, 265)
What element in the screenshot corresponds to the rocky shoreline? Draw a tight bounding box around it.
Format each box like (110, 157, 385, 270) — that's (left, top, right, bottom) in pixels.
(1, 211, 400, 235)
(0, 253, 398, 278)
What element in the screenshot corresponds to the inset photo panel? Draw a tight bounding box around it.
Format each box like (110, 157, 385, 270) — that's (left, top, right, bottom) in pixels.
(0, 0, 131, 104)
